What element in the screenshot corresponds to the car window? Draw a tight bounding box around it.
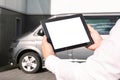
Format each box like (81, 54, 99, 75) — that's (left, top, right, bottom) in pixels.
(84, 16, 120, 35)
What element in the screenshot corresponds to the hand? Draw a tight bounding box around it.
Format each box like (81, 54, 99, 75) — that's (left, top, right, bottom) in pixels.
(86, 24, 103, 50)
(42, 36, 55, 60)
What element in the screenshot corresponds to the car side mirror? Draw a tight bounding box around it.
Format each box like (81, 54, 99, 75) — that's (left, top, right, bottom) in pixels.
(38, 28, 44, 36)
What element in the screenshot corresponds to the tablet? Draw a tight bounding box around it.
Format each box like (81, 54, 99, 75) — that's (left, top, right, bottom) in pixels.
(41, 14, 94, 52)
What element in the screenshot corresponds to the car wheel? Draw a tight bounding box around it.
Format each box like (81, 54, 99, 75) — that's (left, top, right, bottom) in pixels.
(19, 52, 42, 73)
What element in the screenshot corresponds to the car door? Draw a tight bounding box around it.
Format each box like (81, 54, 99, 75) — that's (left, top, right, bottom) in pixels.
(72, 47, 93, 62)
(56, 50, 73, 59)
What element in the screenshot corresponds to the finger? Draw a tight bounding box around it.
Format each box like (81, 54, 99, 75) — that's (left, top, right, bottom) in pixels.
(87, 24, 95, 32)
(42, 35, 47, 43)
(42, 35, 47, 48)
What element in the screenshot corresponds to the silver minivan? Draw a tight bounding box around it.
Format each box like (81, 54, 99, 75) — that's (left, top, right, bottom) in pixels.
(9, 14, 117, 73)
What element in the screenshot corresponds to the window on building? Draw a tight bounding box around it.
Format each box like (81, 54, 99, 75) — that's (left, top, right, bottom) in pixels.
(85, 16, 120, 35)
(15, 18, 22, 36)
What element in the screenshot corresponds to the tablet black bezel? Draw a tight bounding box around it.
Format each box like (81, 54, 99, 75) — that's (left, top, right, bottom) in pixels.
(41, 14, 94, 52)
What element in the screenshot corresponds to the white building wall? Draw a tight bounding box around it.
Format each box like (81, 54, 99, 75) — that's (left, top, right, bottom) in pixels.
(0, 0, 27, 13)
(51, 0, 120, 14)
(27, 0, 120, 15)
(0, 0, 120, 15)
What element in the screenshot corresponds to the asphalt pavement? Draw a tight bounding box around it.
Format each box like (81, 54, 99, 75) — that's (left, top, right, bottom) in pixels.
(0, 68, 56, 80)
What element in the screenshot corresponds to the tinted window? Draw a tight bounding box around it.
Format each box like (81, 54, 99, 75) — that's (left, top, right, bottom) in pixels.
(84, 16, 120, 35)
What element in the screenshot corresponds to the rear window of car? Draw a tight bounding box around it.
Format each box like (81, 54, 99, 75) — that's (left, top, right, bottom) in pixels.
(84, 16, 120, 35)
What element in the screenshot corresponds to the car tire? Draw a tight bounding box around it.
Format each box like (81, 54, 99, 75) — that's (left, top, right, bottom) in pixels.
(19, 52, 42, 73)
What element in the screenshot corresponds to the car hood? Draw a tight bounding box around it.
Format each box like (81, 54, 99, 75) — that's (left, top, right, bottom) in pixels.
(16, 32, 35, 41)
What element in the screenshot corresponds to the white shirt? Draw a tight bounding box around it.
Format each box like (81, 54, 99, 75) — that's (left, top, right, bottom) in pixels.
(45, 19, 120, 80)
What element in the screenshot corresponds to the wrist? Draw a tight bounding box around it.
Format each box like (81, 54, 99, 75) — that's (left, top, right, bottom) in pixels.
(44, 53, 56, 60)
(87, 39, 103, 51)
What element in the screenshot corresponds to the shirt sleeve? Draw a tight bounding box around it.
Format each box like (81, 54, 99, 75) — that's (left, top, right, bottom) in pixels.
(45, 55, 61, 74)
(86, 19, 120, 79)
(45, 19, 120, 80)
(45, 55, 93, 80)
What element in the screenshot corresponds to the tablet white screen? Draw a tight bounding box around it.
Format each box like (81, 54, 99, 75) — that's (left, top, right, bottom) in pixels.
(46, 17, 90, 49)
